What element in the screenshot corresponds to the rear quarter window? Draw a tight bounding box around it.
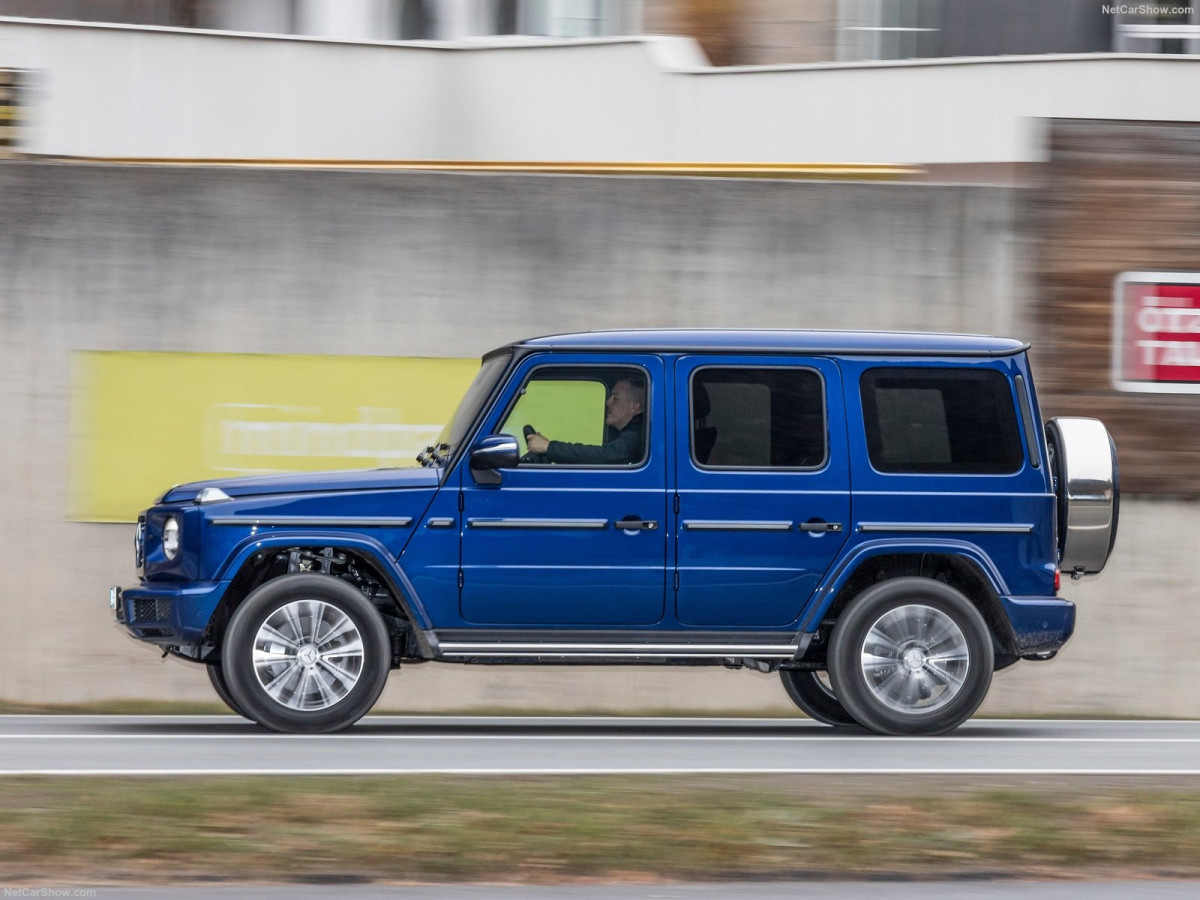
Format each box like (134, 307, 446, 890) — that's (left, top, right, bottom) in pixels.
(860, 367, 1023, 474)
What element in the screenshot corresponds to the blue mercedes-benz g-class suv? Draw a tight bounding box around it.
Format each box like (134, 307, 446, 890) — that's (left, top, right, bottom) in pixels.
(111, 330, 1119, 736)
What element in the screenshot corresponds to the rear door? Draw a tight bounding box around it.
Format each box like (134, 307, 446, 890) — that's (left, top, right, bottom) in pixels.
(673, 356, 851, 627)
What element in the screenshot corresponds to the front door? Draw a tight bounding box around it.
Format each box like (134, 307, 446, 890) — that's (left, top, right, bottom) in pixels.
(673, 356, 851, 628)
(459, 354, 668, 627)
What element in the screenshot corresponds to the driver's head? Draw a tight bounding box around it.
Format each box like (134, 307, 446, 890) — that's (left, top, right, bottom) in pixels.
(605, 377, 645, 430)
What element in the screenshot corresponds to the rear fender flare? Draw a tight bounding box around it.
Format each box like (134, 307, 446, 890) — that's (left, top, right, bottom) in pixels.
(800, 537, 1009, 635)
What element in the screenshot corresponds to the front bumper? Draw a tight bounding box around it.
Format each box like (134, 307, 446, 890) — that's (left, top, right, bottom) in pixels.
(110, 581, 231, 646)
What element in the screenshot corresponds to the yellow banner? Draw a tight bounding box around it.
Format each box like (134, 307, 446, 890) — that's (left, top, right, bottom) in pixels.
(70, 351, 479, 522)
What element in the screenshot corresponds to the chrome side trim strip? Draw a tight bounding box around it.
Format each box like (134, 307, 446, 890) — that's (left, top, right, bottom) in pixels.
(858, 522, 1034, 534)
(467, 518, 609, 530)
(440, 642, 798, 658)
(682, 520, 793, 532)
(427, 518, 456, 529)
(211, 516, 414, 528)
(442, 651, 799, 659)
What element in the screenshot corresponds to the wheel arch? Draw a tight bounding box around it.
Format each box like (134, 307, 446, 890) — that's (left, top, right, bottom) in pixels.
(204, 533, 433, 659)
(808, 542, 1019, 658)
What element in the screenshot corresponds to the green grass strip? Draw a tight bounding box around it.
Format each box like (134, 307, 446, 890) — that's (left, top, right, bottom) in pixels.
(3, 776, 1200, 884)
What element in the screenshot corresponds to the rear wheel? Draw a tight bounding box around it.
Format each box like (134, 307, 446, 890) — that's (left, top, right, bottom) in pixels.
(779, 669, 859, 727)
(222, 574, 391, 733)
(829, 578, 993, 736)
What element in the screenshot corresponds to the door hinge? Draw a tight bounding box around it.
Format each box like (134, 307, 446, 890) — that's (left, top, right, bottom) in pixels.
(458, 492, 465, 512)
(673, 493, 681, 515)
(673, 570, 680, 591)
(457, 568, 464, 590)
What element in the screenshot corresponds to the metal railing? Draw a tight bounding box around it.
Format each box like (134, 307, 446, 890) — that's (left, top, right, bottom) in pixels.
(1115, 22, 1200, 53)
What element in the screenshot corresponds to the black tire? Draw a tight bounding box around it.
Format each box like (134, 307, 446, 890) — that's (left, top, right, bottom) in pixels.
(206, 662, 247, 719)
(779, 669, 859, 727)
(828, 578, 993, 736)
(222, 574, 391, 733)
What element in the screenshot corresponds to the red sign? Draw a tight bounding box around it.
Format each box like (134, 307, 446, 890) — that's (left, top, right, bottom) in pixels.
(1113, 273, 1200, 393)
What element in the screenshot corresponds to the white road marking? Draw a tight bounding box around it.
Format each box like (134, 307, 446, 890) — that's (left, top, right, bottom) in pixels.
(2, 733, 1200, 743)
(3, 768, 1200, 777)
(3, 718, 1198, 776)
(0, 715, 1193, 723)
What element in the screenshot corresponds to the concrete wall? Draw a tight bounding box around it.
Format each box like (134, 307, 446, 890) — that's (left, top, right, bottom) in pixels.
(4, 18, 1200, 163)
(1, 157, 1195, 716)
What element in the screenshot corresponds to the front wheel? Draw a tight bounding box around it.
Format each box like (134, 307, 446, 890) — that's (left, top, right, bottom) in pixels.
(222, 574, 391, 733)
(779, 669, 858, 727)
(828, 578, 993, 736)
(206, 663, 247, 719)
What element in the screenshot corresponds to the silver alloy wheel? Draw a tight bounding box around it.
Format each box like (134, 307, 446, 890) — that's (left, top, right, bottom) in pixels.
(253, 599, 365, 711)
(860, 603, 970, 714)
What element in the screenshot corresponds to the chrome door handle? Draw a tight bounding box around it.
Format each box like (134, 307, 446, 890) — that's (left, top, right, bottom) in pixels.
(799, 522, 843, 533)
(617, 516, 658, 531)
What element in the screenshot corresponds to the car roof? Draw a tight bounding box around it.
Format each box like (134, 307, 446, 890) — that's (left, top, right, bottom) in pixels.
(502, 329, 1028, 357)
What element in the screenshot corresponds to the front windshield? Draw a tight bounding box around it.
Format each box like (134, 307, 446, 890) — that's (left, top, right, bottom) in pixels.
(427, 352, 511, 462)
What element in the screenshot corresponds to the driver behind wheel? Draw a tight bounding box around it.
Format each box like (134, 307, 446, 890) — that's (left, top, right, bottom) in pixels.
(525, 376, 645, 465)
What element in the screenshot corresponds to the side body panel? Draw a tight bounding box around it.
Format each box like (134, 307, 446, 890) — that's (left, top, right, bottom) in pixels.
(672, 355, 851, 628)
(117, 339, 1075, 662)
(796, 353, 1063, 642)
(457, 353, 669, 627)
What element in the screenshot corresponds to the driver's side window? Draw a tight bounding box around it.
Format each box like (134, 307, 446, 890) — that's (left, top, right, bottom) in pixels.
(499, 366, 648, 467)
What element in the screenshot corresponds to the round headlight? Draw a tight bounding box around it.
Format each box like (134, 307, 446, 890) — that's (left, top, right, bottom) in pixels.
(162, 517, 181, 561)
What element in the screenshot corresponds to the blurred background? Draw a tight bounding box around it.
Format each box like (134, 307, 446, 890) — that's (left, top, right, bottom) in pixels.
(2, 0, 1199, 717)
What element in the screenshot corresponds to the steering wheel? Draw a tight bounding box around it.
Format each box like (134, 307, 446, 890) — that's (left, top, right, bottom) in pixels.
(520, 424, 548, 463)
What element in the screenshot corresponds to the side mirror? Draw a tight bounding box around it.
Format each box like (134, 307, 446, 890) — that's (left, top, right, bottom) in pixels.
(469, 434, 520, 484)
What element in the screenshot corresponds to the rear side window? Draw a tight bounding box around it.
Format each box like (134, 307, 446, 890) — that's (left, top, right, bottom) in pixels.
(691, 367, 826, 468)
(860, 368, 1023, 474)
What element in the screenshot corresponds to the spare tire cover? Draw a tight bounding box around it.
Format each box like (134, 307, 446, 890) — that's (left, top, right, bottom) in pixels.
(1045, 417, 1119, 576)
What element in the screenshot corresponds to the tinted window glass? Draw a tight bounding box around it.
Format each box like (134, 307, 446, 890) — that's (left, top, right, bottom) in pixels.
(860, 368, 1022, 474)
(691, 367, 826, 468)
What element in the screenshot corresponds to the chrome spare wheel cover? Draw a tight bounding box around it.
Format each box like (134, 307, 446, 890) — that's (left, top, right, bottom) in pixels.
(1047, 416, 1118, 576)
(860, 604, 970, 715)
(253, 599, 365, 711)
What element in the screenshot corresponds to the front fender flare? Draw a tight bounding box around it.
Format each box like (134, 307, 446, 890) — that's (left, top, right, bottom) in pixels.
(215, 531, 433, 633)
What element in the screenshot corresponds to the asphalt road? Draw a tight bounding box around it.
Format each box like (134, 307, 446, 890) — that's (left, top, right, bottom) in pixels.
(1, 716, 1199, 775)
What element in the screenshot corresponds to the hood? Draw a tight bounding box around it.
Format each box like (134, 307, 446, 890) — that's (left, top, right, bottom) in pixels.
(159, 467, 441, 503)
